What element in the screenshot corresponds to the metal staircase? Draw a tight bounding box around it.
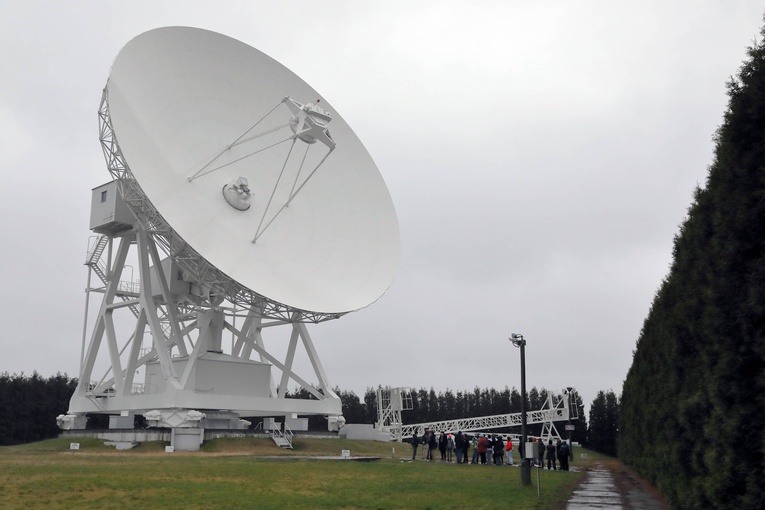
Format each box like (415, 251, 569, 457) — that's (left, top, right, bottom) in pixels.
(271, 424, 294, 449)
(86, 234, 109, 267)
(85, 234, 140, 319)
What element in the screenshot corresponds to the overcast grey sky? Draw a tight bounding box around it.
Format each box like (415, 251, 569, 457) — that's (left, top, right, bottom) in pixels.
(1, 1, 763, 416)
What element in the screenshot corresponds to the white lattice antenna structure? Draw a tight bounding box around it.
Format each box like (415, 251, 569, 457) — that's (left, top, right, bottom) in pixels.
(400, 391, 576, 442)
(70, 222, 344, 419)
(375, 387, 413, 441)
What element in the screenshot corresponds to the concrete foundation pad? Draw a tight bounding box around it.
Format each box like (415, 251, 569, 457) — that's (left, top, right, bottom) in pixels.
(104, 441, 138, 450)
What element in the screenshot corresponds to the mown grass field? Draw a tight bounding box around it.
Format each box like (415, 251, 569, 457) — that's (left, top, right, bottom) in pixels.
(0, 437, 597, 509)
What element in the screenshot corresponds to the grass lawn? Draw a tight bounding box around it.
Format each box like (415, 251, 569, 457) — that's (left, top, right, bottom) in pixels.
(0, 437, 594, 509)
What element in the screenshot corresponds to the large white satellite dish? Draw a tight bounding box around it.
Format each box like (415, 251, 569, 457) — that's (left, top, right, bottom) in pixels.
(105, 26, 399, 318)
(62, 27, 399, 445)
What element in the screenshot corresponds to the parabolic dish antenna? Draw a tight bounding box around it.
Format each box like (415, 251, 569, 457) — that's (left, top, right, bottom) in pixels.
(103, 26, 399, 319)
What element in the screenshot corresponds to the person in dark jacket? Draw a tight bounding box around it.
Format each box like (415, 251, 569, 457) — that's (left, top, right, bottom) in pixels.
(537, 438, 545, 467)
(558, 440, 570, 471)
(428, 429, 437, 461)
(492, 435, 504, 465)
(438, 432, 447, 461)
(410, 432, 419, 460)
(546, 439, 557, 470)
(454, 431, 465, 464)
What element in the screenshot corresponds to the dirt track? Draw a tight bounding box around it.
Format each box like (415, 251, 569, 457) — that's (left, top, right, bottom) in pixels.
(597, 458, 671, 509)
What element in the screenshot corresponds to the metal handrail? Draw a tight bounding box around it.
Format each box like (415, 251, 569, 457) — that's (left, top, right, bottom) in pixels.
(271, 423, 294, 449)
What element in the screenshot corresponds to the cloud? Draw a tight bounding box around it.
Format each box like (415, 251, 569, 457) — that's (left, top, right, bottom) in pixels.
(0, 0, 762, 419)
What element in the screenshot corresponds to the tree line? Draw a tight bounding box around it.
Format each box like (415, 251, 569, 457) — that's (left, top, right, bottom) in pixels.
(0, 372, 77, 446)
(1, 372, 598, 446)
(618, 20, 765, 510)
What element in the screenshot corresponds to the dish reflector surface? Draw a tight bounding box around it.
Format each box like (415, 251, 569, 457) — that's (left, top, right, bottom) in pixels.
(106, 27, 399, 315)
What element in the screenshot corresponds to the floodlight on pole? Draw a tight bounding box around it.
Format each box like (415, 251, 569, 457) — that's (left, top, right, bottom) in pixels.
(509, 333, 531, 485)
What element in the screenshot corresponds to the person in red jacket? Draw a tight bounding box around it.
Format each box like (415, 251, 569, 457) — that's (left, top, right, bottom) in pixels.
(477, 434, 489, 465)
(505, 437, 514, 465)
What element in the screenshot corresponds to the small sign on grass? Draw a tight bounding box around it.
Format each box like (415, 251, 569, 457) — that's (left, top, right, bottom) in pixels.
(341, 449, 350, 459)
(69, 443, 80, 450)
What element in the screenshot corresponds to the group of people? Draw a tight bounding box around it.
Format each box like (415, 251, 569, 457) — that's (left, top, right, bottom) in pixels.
(410, 429, 516, 465)
(535, 437, 570, 471)
(410, 430, 571, 471)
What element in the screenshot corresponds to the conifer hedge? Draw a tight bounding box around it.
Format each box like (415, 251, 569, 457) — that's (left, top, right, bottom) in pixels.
(620, 21, 765, 510)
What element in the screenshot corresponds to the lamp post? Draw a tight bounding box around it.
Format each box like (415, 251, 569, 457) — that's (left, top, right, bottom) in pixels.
(510, 333, 531, 485)
(565, 387, 574, 461)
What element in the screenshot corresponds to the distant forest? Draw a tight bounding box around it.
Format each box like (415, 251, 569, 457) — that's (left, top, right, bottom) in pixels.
(0, 372, 594, 447)
(619, 21, 765, 510)
(0, 372, 76, 446)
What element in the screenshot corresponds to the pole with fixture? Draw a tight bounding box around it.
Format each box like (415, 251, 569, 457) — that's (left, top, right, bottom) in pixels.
(510, 333, 531, 485)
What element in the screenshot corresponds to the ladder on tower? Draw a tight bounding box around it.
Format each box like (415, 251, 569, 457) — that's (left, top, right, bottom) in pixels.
(84, 234, 140, 319)
(86, 233, 109, 267)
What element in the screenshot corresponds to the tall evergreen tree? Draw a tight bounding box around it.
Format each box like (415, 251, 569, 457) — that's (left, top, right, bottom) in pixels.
(588, 390, 619, 456)
(363, 387, 378, 424)
(336, 388, 368, 424)
(620, 21, 765, 510)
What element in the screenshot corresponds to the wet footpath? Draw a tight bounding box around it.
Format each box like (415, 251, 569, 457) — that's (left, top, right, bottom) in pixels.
(566, 461, 671, 510)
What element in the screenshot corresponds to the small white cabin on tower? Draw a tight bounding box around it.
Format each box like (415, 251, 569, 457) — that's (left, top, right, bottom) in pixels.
(90, 181, 134, 234)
